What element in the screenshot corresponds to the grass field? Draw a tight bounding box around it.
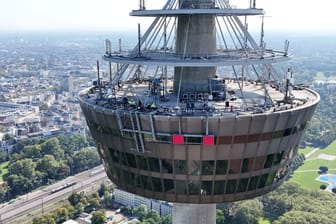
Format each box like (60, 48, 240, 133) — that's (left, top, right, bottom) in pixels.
(290, 140, 336, 190)
(299, 146, 315, 156)
(314, 72, 326, 80)
(0, 161, 9, 182)
(314, 71, 336, 81)
(258, 218, 271, 224)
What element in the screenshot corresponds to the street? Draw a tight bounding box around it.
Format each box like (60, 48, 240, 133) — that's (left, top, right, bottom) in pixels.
(0, 166, 109, 224)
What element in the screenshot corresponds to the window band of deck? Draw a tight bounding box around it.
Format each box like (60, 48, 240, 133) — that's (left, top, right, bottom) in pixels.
(87, 119, 307, 145)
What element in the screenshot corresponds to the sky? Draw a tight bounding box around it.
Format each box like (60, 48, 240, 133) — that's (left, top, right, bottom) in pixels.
(0, 0, 335, 34)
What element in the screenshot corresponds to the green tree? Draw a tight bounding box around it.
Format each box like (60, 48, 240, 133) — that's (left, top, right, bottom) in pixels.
(98, 183, 109, 197)
(56, 162, 70, 179)
(216, 209, 225, 224)
(91, 210, 106, 224)
(6, 174, 33, 195)
(12, 137, 40, 155)
(36, 155, 59, 180)
(120, 205, 132, 216)
(146, 210, 160, 223)
(101, 191, 113, 209)
(74, 202, 85, 217)
(63, 202, 76, 219)
(32, 214, 56, 224)
(133, 205, 147, 221)
(54, 207, 69, 223)
(0, 150, 7, 163)
(91, 192, 100, 199)
(141, 218, 156, 224)
(72, 147, 101, 173)
(68, 192, 86, 206)
(23, 144, 41, 158)
(3, 133, 15, 143)
(160, 215, 172, 224)
(8, 158, 36, 179)
(263, 182, 336, 223)
(274, 210, 333, 224)
(0, 186, 7, 203)
(58, 134, 88, 155)
(86, 197, 100, 211)
(41, 138, 64, 160)
(232, 199, 263, 224)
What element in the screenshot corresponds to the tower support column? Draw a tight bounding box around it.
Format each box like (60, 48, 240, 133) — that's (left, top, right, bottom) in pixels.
(173, 203, 216, 224)
(173, 0, 217, 95)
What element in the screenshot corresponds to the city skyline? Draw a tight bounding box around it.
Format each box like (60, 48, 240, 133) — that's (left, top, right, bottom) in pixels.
(0, 0, 335, 34)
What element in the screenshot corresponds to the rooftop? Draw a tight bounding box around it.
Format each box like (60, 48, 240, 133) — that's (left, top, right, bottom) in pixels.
(79, 77, 319, 117)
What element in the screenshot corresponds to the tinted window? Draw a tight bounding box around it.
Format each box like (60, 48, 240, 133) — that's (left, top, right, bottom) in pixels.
(201, 181, 213, 195)
(185, 136, 202, 144)
(237, 178, 249, 193)
(226, 179, 237, 194)
(258, 174, 268, 188)
(189, 181, 200, 195)
(126, 153, 137, 168)
(216, 160, 228, 174)
(202, 160, 215, 175)
(175, 160, 187, 174)
(214, 180, 225, 195)
(176, 180, 187, 194)
(148, 157, 160, 172)
(248, 176, 259, 191)
(163, 179, 174, 193)
(136, 156, 148, 170)
(152, 177, 163, 192)
(264, 154, 275, 168)
(141, 175, 152, 191)
(161, 159, 173, 173)
(189, 161, 201, 176)
(266, 172, 276, 186)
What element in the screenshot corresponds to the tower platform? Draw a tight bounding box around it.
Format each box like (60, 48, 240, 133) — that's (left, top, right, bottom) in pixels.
(79, 0, 319, 215)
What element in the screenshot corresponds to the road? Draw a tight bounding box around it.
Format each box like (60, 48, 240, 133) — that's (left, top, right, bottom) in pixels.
(0, 166, 109, 224)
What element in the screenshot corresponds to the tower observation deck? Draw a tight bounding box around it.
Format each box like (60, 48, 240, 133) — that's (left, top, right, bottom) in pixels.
(79, 0, 319, 222)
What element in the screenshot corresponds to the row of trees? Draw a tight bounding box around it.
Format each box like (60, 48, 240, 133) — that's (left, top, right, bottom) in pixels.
(29, 180, 336, 224)
(214, 181, 336, 224)
(120, 204, 172, 224)
(303, 82, 336, 147)
(0, 134, 100, 202)
(293, 71, 336, 148)
(30, 182, 173, 224)
(30, 183, 114, 224)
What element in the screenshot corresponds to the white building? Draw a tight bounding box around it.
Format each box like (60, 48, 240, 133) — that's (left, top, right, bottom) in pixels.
(114, 188, 172, 217)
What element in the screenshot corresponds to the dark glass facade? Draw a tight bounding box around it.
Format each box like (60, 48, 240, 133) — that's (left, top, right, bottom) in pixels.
(78, 101, 318, 203)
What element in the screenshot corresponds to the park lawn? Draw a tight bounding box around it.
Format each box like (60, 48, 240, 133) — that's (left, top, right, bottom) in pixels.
(290, 140, 336, 190)
(258, 217, 271, 224)
(290, 161, 336, 191)
(290, 171, 321, 190)
(314, 72, 336, 81)
(309, 140, 336, 157)
(0, 161, 9, 182)
(299, 159, 336, 172)
(299, 146, 315, 156)
(314, 71, 326, 80)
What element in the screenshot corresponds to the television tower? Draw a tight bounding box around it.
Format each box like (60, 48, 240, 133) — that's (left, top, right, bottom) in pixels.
(79, 0, 319, 223)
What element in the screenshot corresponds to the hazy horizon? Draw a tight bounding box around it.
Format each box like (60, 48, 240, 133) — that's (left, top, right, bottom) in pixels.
(0, 0, 335, 35)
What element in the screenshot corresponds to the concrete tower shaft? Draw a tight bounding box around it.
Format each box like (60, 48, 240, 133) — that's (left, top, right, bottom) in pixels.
(174, 0, 217, 94)
(173, 203, 216, 224)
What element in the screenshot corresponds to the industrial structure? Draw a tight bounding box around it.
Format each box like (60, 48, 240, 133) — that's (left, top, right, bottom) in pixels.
(79, 0, 319, 223)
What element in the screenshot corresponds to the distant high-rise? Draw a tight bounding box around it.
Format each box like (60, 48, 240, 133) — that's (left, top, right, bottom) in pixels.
(79, 0, 319, 223)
